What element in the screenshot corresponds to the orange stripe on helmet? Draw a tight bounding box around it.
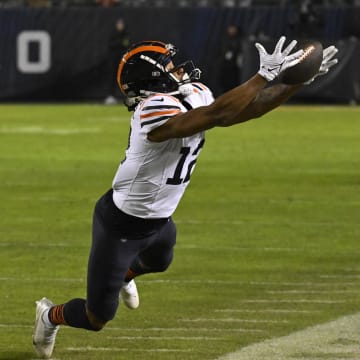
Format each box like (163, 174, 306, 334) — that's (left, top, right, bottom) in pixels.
(117, 45, 169, 94)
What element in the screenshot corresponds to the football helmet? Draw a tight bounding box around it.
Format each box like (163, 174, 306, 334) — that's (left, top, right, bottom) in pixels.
(117, 40, 201, 100)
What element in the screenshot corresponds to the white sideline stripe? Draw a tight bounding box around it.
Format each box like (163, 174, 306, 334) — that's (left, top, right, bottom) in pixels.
(67, 346, 191, 353)
(178, 318, 289, 324)
(215, 309, 319, 314)
(215, 311, 360, 360)
(0, 126, 100, 135)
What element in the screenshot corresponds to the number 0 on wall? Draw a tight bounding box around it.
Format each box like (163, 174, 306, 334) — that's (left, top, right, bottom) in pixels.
(17, 31, 51, 73)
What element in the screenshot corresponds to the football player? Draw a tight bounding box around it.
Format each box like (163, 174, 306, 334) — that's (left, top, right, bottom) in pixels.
(33, 37, 338, 358)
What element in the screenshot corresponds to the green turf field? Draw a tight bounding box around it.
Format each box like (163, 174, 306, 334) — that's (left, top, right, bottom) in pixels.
(0, 104, 359, 360)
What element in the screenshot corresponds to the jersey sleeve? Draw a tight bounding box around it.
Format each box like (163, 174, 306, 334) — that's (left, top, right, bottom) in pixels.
(136, 94, 183, 134)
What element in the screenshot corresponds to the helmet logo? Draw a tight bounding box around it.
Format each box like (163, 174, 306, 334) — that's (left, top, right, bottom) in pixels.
(152, 71, 161, 77)
(140, 54, 165, 72)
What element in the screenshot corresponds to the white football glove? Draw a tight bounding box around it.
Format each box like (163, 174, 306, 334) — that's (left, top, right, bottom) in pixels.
(256, 36, 304, 82)
(304, 45, 339, 85)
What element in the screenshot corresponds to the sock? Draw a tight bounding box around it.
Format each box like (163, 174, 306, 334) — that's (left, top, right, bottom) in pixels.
(49, 298, 99, 331)
(124, 268, 138, 283)
(49, 304, 67, 326)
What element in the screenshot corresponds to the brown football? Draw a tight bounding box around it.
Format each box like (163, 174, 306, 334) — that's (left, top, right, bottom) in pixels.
(281, 40, 323, 85)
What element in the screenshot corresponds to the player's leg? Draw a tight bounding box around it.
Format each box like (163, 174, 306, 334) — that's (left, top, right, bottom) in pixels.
(85, 208, 144, 324)
(120, 218, 176, 309)
(50, 203, 146, 328)
(124, 217, 177, 280)
(33, 192, 144, 358)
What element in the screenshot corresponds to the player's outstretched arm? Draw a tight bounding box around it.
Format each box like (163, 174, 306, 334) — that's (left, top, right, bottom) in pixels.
(148, 36, 304, 142)
(222, 82, 303, 125)
(232, 44, 339, 124)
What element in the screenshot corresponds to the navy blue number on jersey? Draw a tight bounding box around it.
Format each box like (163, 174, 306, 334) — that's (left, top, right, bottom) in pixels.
(166, 139, 205, 185)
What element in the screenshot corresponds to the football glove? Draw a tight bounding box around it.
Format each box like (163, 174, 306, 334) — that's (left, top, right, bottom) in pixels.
(256, 36, 304, 82)
(304, 45, 339, 85)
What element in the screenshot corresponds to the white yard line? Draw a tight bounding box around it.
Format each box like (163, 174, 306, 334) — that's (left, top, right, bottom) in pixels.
(0, 276, 358, 289)
(0, 324, 264, 333)
(178, 318, 289, 324)
(177, 245, 302, 252)
(175, 219, 360, 228)
(240, 299, 346, 304)
(0, 324, 32, 328)
(66, 346, 191, 352)
(105, 327, 265, 333)
(0, 277, 84, 282)
(106, 336, 223, 340)
(266, 290, 360, 294)
(320, 274, 360, 279)
(215, 312, 360, 360)
(0, 126, 100, 134)
(215, 309, 319, 314)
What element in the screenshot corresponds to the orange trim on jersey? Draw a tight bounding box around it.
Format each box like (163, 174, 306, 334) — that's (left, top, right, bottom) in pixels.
(117, 45, 169, 93)
(138, 93, 181, 111)
(193, 82, 207, 90)
(147, 93, 181, 103)
(140, 109, 181, 119)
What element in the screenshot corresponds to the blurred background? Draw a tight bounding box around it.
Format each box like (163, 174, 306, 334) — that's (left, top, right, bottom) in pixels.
(0, 0, 359, 104)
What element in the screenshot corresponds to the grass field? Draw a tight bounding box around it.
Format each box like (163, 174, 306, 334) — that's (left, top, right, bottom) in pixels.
(0, 104, 359, 360)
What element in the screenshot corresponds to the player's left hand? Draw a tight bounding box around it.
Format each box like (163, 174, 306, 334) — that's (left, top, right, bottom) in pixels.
(304, 45, 338, 85)
(256, 36, 305, 82)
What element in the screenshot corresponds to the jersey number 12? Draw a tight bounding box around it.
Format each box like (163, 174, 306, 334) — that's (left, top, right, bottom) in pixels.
(166, 139, 205, 185)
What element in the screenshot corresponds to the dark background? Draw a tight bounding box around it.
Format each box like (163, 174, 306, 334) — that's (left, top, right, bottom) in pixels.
(0, 2, 359, 103)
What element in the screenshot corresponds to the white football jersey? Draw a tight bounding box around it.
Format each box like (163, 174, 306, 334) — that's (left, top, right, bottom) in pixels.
(112, 82, 214, 218)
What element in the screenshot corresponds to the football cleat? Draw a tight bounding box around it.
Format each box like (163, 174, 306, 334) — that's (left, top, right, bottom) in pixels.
(33, 297, 59, 359)
(120, 279, 139, 309)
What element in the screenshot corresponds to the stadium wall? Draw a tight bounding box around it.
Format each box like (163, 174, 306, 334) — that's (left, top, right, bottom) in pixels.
(0, 6, 359, 103)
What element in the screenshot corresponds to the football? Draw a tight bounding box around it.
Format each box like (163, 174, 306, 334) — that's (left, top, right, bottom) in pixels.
(281, 40, 323, 85)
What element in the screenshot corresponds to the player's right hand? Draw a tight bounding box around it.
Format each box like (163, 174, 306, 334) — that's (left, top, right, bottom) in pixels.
(256, 36, 304, 82)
